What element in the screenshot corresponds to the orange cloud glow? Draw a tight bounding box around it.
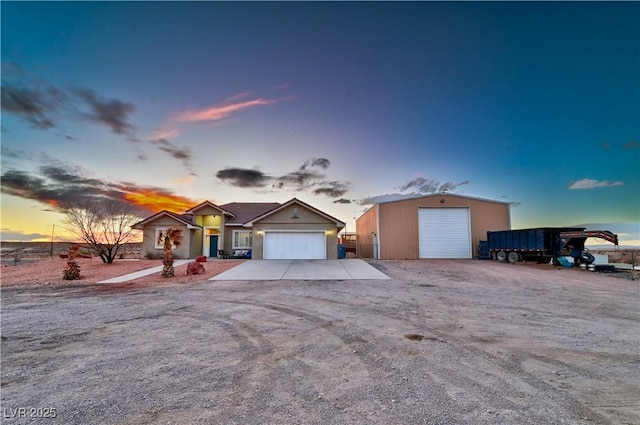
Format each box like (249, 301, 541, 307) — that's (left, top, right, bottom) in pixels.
(175, 98, 277, 122)
(125, 190, 199, 213)
(170, 175, 197, 185)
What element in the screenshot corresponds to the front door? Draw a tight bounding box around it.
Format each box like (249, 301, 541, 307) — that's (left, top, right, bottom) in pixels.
(209, 235, 219, 257)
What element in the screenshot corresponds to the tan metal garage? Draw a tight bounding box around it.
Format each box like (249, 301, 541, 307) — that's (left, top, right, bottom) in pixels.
(356, 193, 510, 260)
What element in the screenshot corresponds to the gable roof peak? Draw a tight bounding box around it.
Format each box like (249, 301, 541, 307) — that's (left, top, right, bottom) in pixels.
(132, 210, 199, 230)
(243, 197, 345, 229)
(185, 200, 235, 216)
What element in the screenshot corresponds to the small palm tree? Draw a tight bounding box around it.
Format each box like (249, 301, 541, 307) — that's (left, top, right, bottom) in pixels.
(158, 227, 183, 278)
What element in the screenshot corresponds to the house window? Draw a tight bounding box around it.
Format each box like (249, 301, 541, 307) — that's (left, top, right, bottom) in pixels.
(154, 228, 167, 249)
(233, 230, 252, 249)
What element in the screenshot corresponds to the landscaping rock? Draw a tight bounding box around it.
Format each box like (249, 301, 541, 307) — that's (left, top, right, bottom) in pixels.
(186, 262, 205, 276)
(195, 256, 207, 263)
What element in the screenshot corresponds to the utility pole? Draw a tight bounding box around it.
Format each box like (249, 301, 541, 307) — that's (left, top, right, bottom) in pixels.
(50, 224, 55, 257)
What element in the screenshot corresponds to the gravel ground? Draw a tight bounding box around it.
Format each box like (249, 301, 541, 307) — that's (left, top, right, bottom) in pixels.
(1, 260, 638, 425)
(0, 258, 244, 287)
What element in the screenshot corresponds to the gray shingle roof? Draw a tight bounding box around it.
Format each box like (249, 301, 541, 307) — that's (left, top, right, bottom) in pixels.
(219, 202, 281, 225)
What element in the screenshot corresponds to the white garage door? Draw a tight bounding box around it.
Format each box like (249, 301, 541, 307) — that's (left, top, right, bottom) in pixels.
(264, 232, 326, 260)
(418, 208, 471, 259)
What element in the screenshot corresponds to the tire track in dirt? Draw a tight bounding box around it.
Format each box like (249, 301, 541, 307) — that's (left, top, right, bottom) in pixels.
(162, 302, 348, 423)
(120, 282, 624, 420)
(304, 267, 624, 424)
(3, 260, 636, 425)
(361, 313, 604, 423)
(234, 291, 614, 424)
(210, 299, 435, 423)
(219, 300, 383, 420)
(205, 316, 274, 419)
(362, 301, 615, 424)
(211, 297, 588, 424)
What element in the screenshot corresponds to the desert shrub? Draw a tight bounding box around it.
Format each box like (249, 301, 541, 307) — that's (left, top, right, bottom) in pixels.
(63, 244, 81, 280)
(63, 260, 81, 280)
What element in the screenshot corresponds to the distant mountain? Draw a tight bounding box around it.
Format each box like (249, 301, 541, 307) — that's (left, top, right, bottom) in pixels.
(586, 245, 639, 251)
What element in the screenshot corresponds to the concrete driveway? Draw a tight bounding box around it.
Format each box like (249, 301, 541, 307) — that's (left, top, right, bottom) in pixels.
(210, 259, 390, 280)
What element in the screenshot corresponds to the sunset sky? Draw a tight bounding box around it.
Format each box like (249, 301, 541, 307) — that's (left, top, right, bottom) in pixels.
(2, 2, 639, 246)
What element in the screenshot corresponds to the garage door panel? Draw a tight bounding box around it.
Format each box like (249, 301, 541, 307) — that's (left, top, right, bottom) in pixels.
(419, 208, 471, 259)
(264, 232, 326, 259)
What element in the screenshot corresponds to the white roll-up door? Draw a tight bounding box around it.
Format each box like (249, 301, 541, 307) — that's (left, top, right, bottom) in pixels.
(264, 232, 326, 259)
(418, 208, 471, 259)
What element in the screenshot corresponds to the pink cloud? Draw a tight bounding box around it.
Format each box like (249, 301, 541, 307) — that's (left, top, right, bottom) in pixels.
(150, 128, 180, 140)
(225, 91, 252, 102)
(175, 97, 278, 122)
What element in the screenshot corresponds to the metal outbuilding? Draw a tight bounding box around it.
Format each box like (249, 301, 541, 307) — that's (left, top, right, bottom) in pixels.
(356, 193, 511, 260)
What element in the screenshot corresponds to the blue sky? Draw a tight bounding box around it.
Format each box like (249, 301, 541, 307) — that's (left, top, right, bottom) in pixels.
(1, 2, 638, 245)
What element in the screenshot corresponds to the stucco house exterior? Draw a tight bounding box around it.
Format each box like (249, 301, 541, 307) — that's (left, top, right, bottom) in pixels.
(133, 198, 345, 260)
(356, 193, 511, 260)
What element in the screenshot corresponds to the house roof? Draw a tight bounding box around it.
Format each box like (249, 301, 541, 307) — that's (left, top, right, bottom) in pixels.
(132, 210, 200, 230)
(219, 202, 282, 225)
(243, 198, 346, 229)
(185, 200, 235, 216)
(133, 199, 345, 230)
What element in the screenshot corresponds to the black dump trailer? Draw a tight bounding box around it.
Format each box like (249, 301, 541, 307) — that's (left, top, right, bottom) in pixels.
(484, 227, 618, 265)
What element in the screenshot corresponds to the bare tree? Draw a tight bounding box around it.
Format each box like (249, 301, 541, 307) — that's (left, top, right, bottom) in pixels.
(61, 199, 143, 264)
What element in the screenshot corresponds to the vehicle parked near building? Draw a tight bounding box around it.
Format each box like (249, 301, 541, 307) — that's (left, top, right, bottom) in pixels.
(483, 227, 619, 265)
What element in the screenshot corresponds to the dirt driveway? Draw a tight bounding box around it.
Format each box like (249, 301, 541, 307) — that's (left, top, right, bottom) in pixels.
(1, 260, 638, 425)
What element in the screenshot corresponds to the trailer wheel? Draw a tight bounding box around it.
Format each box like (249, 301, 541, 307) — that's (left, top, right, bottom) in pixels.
(491, 251, 497, 261)
(507, 252, 522, 263)
(496, 251, 507, 262)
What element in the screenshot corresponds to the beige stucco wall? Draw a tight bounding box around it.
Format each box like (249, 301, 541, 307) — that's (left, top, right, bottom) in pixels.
(376, 195, 510, 260)
(140, 218, 192, 259)
(249, 204, 339, 259)
(221, 226, 239, 254)
(190, 229, 203, 258)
